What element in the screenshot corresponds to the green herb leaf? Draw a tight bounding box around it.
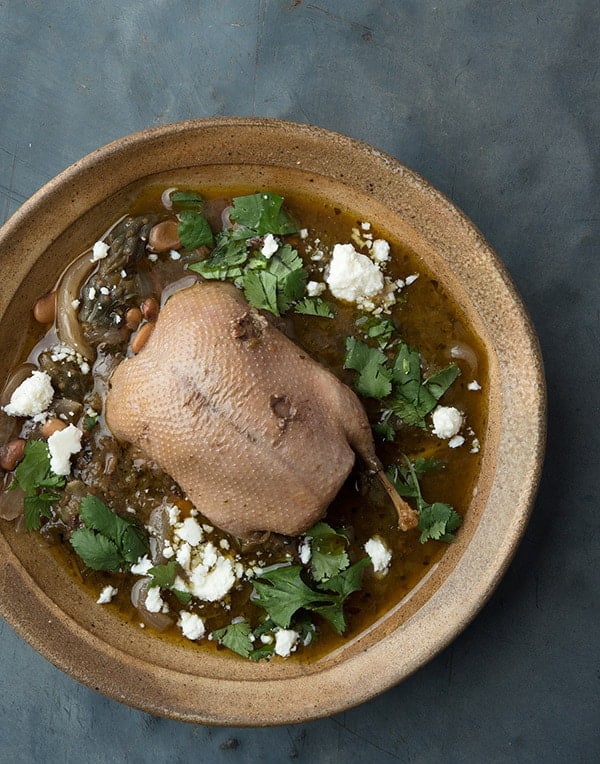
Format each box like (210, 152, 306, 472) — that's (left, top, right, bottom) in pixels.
(172, 589, 193, 605)
(294, 297, 334, 318)
(423, 364, 461, 401)
(13, 440, 65, 495)
(344, 337, 393, 399)
(75, 495, 149, 569)
(252, 565, 335, 629)
(318, 557, 370, 599)
(305, 522, 350, 582)
(170, 190, 204, 208)
(83, 414, 98, 431)
(189, 230, 249, 280)
(230, 192, 297, 235)
(242, 269, 280, 315)
(148, 560, 178, 589)
(387, 457, 461, 544)
(23, 492, 59, 531)
(356, 314, 396, 349)
(69, 528, 123, 571)
(177, 210, 214, 249)
(418, 502, 462, 544)
(212, 620, 254, 658)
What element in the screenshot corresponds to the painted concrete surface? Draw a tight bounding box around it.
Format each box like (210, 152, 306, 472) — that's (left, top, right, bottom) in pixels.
(0, 2, 598, 761)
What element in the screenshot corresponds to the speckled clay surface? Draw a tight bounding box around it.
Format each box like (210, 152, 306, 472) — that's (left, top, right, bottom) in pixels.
(0, 118, 545, 725)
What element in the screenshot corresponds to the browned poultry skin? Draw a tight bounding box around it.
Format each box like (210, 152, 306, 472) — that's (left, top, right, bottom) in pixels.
(105, 282, 416, 538)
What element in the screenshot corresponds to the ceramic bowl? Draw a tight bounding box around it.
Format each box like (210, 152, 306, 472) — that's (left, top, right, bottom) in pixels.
(0, 118, 545, 725)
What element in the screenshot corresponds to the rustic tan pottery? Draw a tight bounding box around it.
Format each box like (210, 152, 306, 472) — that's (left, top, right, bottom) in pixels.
(0, 118, 545, 725)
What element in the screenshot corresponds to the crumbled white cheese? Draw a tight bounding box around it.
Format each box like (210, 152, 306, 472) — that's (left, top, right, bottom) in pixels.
(431, 406, 463, 439)
(96, 585, 118, 604)
(176, 541, 192, 570)
(178, 611, 205, 641)
(306, 280, 326, 297)
(130, 554, 153, 575)
(299, 228, 309, 239)
(360, 221, 371, 231)
(99, 286, 110, 296)
(47, 424, 83, 476)
(175, 516, 203, 547)
(145, 586, 166, 613)
(467, 380, 482, 391)
(148, 253, 158, 262)
(167, 505, 180, 526)
(365, 536, 392, 574)
(371, 239, 390, 263)
(71, 299, 80, 309)
(448, 435, 465, 449)
(219, 538, 230, 550)
(405, 273, 419, 286)
(274, 628, 300, 657)
(261, 233, 279, 258)
(88, 287, 96, 300)
(326, 243, 384, 306)
(470, 438, 481, 454)
(169, 250, 181, 260)
(189, 553, 237, 602)
(90, 241, 110, 262)
(298, 538, 312, 565)
(3, 370, 54, 417)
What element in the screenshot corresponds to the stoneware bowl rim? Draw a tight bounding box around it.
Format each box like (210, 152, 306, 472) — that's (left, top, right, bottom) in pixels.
(0, 117, 546, 725)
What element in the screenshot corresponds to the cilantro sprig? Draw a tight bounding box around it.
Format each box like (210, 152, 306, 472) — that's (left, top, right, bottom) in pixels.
(10, 440, 66, 531)
(189, 193, 308, 316)
(387, 457, 462, 543)
(344, 336, 459, 432)
(252, 557, 369, 635)
(69, 495, 149, 572)
(147, 560, 192, 604)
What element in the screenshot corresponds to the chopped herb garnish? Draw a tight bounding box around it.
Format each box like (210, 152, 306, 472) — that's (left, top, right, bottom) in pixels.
(252, 558, 369, 635)
(10, 440, 65, 530)
(387, 457, 461, 543)
(12, 440, 65, 496)
(212, 620, 254, 658)
(229, 192, 297, 236)
(83, 414, 99, 431)
(343, 337, 393, 399)
(70, 495, 149, 571)
(177, 210, 214, 250)
(304, 522, 350, 582)
(294, 296, 335, 318)
(170, 190, 204, 208)
(147, 560, 192, 604)
(356, 314, 396, 349)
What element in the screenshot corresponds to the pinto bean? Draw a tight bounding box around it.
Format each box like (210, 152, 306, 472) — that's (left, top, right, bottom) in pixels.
(33, 291, 57, 324)
(141, 297, 159, 322)
(131, 322, 155, 354)
(41, 417, 68, 439)
(0, 438, 26, 471)
(125, 307, 142, 330)
(148, 220, 180, 252)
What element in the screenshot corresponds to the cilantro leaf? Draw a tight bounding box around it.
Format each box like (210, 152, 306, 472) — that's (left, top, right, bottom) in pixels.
(356, 314, 396, 349)
(423, 364, 461, 401)
(172, 589, 193, 605)
(23, 492, 59, 531)
(148, 560, 177, 589)
(170, 190, 204, 208)
(242, 269, 280, 315)
(318, 557, 370, 599)
(344, 337, 393, 399)
(83, 414, 98, 431)
(418, 502, 462, 544)
(229, 192, 297, 235)
(70, 528, 123, 571)
(212, 620, 254, 658)
(387, 457, 461, 543)
(177, 210, 214, 249)
(189, 229, 249, 279)
(294, 297, 334, 318)
(305, 522, 350, 582)
(13, 440, 65, 495)
(252, 566, 335, 629)
(72, 495, 149, 570)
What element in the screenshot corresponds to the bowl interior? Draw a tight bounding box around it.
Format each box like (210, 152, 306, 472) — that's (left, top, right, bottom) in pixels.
(0, 118, 545, 725)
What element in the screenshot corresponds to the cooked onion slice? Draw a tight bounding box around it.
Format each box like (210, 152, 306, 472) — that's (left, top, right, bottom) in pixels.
(130, 577, 173, 631)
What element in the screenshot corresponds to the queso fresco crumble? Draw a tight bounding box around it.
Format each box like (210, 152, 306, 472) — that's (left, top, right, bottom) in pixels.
(0, 187, 486, 661)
